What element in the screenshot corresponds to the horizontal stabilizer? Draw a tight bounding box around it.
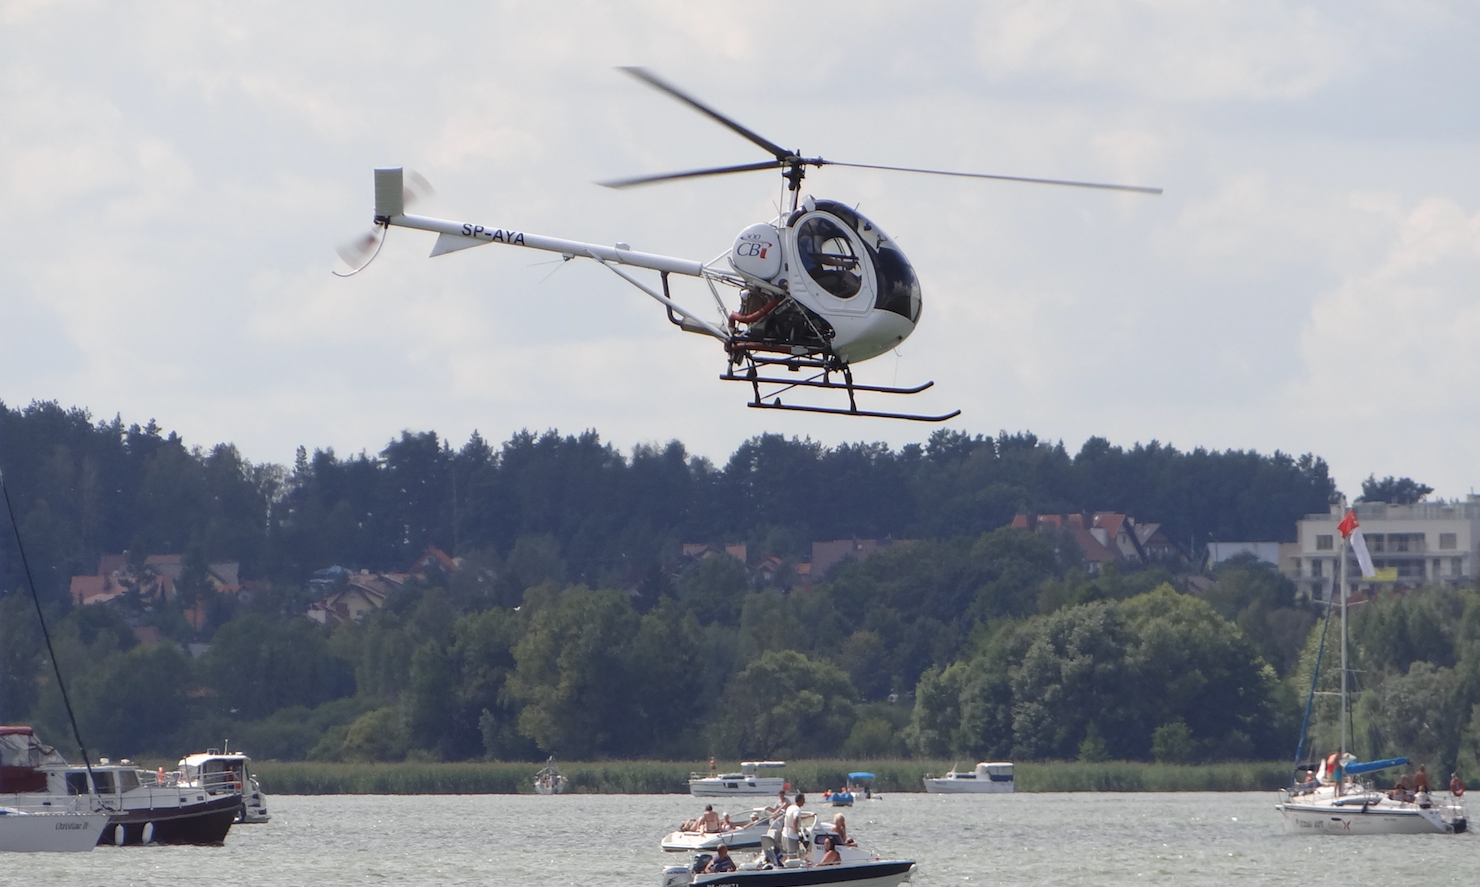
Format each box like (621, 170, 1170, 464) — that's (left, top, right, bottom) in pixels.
(430, 232, 492, 257)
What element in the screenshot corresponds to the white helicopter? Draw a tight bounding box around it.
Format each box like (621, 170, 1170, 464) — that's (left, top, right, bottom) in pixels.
(338, 68, 1160, 421)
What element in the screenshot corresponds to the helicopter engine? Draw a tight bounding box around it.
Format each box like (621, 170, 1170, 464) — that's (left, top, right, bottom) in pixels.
(728, 198, 921, 365)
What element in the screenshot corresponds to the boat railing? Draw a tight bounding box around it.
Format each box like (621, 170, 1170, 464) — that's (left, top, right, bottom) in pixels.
(190, 770, 245, 795)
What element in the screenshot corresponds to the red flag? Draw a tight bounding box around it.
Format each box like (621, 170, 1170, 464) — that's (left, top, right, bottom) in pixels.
(1337, 509, 1358, 539)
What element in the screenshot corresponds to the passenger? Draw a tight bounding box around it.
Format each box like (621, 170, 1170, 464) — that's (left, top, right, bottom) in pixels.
(720, 813, 733, 831)
(766, 789, 788, 840)
(704, 844, 737, 873)
(832, 813, 857, 846)
(817, 836, 842, 866)
(1388, 773, 1411, 801)
(696, 804, 721, 834)
(1415, 765, 1431, 793)
(782, 793, 806, 859)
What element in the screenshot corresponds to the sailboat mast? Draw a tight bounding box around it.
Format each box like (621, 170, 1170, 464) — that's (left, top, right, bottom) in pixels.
(1339, 531, 1349, 756)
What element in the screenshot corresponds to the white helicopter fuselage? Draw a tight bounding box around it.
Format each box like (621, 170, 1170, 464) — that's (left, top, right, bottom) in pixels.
(380, 173, 921, 366)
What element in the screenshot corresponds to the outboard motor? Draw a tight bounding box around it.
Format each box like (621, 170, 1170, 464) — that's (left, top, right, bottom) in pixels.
(662, 865, 693, 887)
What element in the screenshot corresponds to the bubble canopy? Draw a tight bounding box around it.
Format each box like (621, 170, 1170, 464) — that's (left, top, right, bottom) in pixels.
(807, 199, 922, 324)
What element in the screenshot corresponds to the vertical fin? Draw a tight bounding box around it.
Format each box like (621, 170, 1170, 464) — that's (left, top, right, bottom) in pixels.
(374, 168, 404, 218)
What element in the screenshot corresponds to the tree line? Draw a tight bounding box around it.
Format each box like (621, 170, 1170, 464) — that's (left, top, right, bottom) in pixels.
(12, 396, 1443, 770)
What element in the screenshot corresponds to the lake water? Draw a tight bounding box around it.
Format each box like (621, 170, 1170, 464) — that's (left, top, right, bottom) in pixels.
(3, 792, 1475, 886)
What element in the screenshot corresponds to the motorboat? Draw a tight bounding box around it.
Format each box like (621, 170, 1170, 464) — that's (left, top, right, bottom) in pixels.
(534, 757, 568, 795)
(661, 817, 913, 887)
(177, 747, 270, 823)
(0, 807, 110, 852)
(821, 788, 853, 807)
(690, 761, 786, 797)
(0, 726, 240, 845)
(845, 772, 879, 800)
(922, 762, 1013, 793)
(1275, 512, 1468, 835)
(662, 807, 775, 852)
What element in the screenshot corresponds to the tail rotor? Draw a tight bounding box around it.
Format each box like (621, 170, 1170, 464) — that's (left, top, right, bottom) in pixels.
(333, 168, 434, 276)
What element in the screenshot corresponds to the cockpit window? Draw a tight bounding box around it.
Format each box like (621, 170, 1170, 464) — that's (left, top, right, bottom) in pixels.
(811, 200, 921, 322)
(796, 217, 862, 299)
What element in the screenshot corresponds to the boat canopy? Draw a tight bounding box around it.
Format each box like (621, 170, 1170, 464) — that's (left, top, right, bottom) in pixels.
(1345, 757, 1410, 775)
(848, 772, 875, 780)
(740, 761, 786, 769)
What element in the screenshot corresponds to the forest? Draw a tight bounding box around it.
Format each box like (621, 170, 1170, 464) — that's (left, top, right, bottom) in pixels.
(5, 397, 1479, 779)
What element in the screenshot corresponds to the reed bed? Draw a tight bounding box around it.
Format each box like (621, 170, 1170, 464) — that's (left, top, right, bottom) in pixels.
(255, 759, 1288, 795)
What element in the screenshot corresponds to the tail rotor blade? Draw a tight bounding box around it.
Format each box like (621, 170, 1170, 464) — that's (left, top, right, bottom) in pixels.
(402, 168, 435, 208)
(334, 227, 386, 276)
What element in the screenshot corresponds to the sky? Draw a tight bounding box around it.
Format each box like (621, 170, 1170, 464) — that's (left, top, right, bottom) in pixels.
(2, 1, 1478, 502)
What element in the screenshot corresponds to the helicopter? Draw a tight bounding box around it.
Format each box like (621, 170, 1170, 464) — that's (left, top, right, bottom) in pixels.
(338, 67, 1160, 422)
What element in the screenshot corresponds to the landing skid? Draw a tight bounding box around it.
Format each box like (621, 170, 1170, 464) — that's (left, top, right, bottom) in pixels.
(721, 360, 960, 423)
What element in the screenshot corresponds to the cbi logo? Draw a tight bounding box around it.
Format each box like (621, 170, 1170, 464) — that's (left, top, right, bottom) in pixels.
(734, 236, 773, 259)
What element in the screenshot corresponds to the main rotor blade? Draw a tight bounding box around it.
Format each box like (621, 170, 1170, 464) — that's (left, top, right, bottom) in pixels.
(598, 160, 784, 189)
(619, 66, 795, 162)
(822, 161, 1162, 195)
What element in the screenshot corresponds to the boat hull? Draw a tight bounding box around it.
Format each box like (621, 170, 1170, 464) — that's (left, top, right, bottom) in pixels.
(101, 792, 241, 845)
(0, 810, 109, 852)
(690, 778, 787, 798)
(663, 817, 772, 852)
(672, 860, 915, 887)
(921, 779, 1012, 794)
(1278, 799, 1466, 835)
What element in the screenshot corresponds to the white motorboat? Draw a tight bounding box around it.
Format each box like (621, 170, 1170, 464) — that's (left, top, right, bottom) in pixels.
(844, 773, 879, 800)
(662, 807, 775, 852)
(534, 758, 568, 795)
(1275, 511, 1468, 835)
(922, 762, 1013, 793)
(0, 807, 109, 852)
(177, 747, 270, 823)
(662, 819, 913, 887)
(690, 761, 787, 797)
(0, 727, 240, 845)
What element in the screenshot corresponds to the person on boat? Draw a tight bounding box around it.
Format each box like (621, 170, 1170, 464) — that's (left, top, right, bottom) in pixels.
(831, 813, 857, 846)
(1389, 773, 1413, 802)
(695, 804, 722, 833)
(765, 789, 788, 832)
(816, 836, 842, 866)
(703, 843, 737, 873)
(1414, 765, 1431, 793)
(782, 793, 806, 858)
(1450, 772, 1466, 797)
(709, 757, 717, 778)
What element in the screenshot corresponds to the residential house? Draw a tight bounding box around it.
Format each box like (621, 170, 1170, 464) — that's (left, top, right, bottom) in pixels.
(1011, 512, 1185, 572)
(1293, 499, 1480, 601)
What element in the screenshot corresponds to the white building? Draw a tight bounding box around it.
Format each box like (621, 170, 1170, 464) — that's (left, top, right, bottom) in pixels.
(1293, 499, 1480, 600)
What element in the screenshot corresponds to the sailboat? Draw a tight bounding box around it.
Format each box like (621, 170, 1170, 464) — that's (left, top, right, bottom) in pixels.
(1275, 509, 1468, 835)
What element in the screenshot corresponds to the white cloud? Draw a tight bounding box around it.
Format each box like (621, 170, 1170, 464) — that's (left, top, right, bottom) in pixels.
(1, 0, 1478, 501)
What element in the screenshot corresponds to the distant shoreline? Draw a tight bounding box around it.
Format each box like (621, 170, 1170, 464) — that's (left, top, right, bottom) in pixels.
(252, 759, 1289, 795)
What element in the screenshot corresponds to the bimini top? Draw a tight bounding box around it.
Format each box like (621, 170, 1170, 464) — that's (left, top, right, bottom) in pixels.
(848, 772, 876, 780)
(740, 761, 786, 770)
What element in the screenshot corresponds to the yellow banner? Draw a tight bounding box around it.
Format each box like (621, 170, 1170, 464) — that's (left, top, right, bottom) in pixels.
(1370, 567, 1399, 582)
